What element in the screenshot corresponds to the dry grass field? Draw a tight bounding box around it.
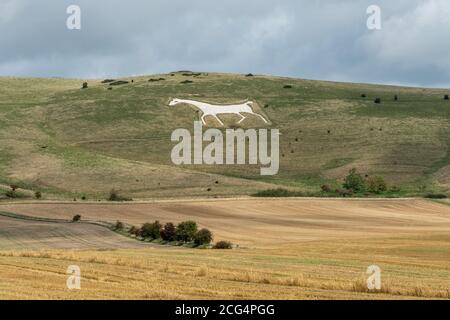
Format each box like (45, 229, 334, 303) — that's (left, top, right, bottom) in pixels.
(0, 198, 449, 300)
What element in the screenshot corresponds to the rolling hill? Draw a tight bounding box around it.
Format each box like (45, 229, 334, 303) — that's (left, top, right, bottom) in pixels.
(0, 72, 449, 200)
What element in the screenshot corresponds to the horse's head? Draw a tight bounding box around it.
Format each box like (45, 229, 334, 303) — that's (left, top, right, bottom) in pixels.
(169, 98, 182, 106)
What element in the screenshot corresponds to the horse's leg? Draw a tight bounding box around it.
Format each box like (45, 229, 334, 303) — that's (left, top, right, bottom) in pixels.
(214, 114, 225, 126)
(237, 113, 246, 124)
(201, 114, 207, 125)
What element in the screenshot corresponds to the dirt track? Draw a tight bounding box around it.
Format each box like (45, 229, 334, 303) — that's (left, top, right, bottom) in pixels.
(1, 198, 449, 247)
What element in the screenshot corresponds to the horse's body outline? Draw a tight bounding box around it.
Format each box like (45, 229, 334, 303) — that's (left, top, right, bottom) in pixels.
(169, 98, 268, 126)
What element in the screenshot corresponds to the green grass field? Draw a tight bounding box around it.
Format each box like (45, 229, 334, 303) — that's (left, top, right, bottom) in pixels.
(0, 72, 449, 200)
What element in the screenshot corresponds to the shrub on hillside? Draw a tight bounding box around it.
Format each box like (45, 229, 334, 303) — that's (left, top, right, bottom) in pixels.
(129, 226, 140, 236)
(374, 98, 381, 104)
(72, 215, 81, 222)
(343, 169, 366, 193)
(194, 229, 213, 246)
(445, 95, 449, 100)
(253, 188, 305, 197)
(175, 221, 198, 242)
(424, 193, 448, 199)
(5, 190, 17, 198)
(336, 188, 353, 197)
(81, 82, 88, 89)
(160, 223, 176, 241)
(141, 221, 162, 240)
(35, 191, 42, 199)
(283, 85, 293, 89)
(366, 176, 388, 194)
(213, 241, 233, 249)
(321, 185, 332, 193)
(114, 221, 124, 231)
(108, 189, 132, 202)
(361, 94, 367, 98)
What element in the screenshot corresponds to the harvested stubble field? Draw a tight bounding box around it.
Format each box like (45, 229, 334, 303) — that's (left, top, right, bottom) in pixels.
(0, 198, 449, 300)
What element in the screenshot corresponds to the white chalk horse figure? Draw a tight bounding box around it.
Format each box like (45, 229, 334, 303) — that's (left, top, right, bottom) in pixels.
(169, 98, 268, 126)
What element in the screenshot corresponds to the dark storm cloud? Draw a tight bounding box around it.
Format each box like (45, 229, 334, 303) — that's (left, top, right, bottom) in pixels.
(0, 0, 449, 87)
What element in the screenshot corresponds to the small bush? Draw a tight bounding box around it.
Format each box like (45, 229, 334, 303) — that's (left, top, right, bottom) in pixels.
(361, 94, 367, 98)
(343, 168, 366, 193)
(321, 185, 332, 193)
(245, 73, 254, 77)
(283, 85, 293, 89)
(129, 226, 140, 236)
(114, 221, 124, 231)
(424, 193, 448, 199)
(81, 82, 88, 89)
(10, 185, 19, 191)
(444, 95, 449, 100)
(175, 221, 198, 242)
(160, 223, 176, 241)
(101, 79, 115, 83)
(336, 189, 353, 197)
(141, 221, 162, 240)
(108, 189, 132, 202)
(72, 215, 81, 222)
(35, 191, 42, 199)
(5, 190, 17, 198)
(194, 228, 213, 246)
(374, 98, 381, 104)
(394, 95, 398, 101)
(5, 189, 27, 199)
(366, 176, 388, 194)
(214, 241, 233, 249)
(180, 80, 193, 84)
(389, 185, 401, 193)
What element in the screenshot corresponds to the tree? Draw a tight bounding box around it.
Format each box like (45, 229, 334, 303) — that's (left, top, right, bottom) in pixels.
(114, 221, 124, 231)
(175, 221, 198, 242)
(213, 241, 233, 249)
(72, 215, 81, 222)
(140, 221, 162, 239)
(194, 228, 213, 246)
(343, 168, 366, 193)
(35, 191, 42, 199)
(108, 189, 132, 202)
(160, 223, 176, 241)
(366, 176, 387, 194)
(129, 226, 140, 236)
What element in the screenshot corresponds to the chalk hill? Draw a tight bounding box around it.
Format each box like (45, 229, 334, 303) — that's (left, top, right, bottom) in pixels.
(0, 72, 449, 199)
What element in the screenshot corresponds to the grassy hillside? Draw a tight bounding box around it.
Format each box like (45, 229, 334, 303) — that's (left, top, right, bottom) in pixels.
(0, 73, 449, 199)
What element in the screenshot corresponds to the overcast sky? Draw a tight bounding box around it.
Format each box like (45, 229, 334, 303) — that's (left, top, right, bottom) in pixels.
(0, 0, 449, 87)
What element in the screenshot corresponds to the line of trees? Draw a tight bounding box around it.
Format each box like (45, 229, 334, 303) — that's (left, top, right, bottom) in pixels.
(321, 168, 388, 197)
(113, 220, 232, 248)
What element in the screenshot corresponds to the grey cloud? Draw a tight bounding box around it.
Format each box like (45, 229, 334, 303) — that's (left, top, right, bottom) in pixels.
(0, 0, 449, 87)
